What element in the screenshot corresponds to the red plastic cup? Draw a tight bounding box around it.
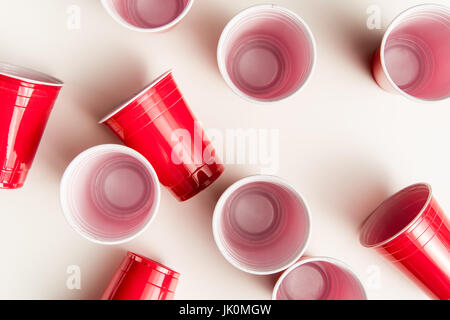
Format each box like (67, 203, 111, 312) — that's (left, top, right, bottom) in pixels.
(213, 175, 311, 275)
(273, 257, 367, 300)
(218, 4, 316, 103)
(101, 0, 194, 32)
(60, 145, 160, 245)
(371, 4, 450, 101)
(360, 183, 450, 300)
(100, 71, 224, 202)
(0, 62, 63, 189)
(101, 251, 180, 300)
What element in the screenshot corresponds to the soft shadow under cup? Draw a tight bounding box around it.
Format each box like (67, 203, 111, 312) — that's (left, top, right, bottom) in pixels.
(274, 258, 366, 300)
(218, 5, 315, 101)
(60, 145, 159, 244)
(104, 0, 192, 29)
(214, 177, 310, 274)
(378, 5, 450, 100)
(360, 183, 450, 300)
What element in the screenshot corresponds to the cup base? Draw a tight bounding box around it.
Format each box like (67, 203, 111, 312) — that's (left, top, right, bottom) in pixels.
(0, 169, 27, 190)
(170, 163, 225, 201)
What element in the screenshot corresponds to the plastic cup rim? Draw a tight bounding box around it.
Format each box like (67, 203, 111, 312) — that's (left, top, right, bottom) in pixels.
(59, 144, 161, 245)
(359, 183, 434, 249)
(212, 174, 312, 275)
(379, 3, 450, 102)
(217, 4, 317, 104)
(272, 256, 367, 300)
(100, 0, 195, 33)
(99, 70, 173, 124)
(0, 62, 63, 87)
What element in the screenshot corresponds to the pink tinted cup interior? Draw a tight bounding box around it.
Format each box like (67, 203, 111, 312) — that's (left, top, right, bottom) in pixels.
(382, 5, 450, 100)
(213, 176, 311, 274)
(102, 0, 193, 30)
(218, 5, 315, 102)
(360, 184, 431, 247)
(60, 145, 160, 244)
(274, 258, 366, 300)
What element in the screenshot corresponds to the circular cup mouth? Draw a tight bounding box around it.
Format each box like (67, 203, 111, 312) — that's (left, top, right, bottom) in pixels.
(272, 257, 367, 300)
(212, 175, 312, 275)
(359, 183, 434, 249)
(101, 0, 194, 33)
(59, 144, 161, 245)
(379, 4, 450, 102)
(217, 4, 317, 104)
(99, 70, 173, 124)
(0, 62, 63, 87)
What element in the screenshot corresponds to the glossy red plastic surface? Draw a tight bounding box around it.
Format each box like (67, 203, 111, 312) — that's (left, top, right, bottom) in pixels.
(360, 184, 450, 300)
(0, 72, 62, 189)
(101, 251, 180, 300)
(101, 71, 224, 201)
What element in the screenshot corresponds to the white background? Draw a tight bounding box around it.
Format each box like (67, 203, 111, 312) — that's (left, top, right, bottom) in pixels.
(0, 0, 448, 300)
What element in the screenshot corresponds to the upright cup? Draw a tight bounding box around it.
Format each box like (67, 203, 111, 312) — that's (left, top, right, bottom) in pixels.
(101, 251, 180, 300)
(217, 5, 316, 103)
(0, 62, 63, 189)
(60, 144, 160, 245)
(100, 71, 224, 202)
(371, 4, 450, 101)
(213, 175, 311, 275)
(360, 183, 450, 300)
(101, 0, 194, 32)
(273, 257, 367, 300)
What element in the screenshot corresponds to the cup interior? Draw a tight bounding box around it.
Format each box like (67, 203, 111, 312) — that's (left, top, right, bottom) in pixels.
(360, 184, 431, 247)
(103, 0, 192, 30)
(214, 177, 310, 274)
(0, 62, 63, 86)
(218, 5, 315, 102)
(382, 5, 450, 100)
(275, 259, 366, 300)
(60, 146, 159, 243)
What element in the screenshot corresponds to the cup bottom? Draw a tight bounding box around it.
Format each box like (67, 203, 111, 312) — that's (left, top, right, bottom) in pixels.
(279, 263, 330, 300)
(384, 35, 433, 95)
(230, 36, 287, 96)
(127, 0, 186, 28)
(169, 163, 225, 201)
(0, 168, 27, 189)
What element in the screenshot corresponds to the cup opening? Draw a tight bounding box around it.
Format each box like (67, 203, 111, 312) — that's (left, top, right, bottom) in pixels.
(218, 5, 315, 102)
(102, 0, 193, 31)
(0, 62, 63, 87)
(381, 5, 450, 101)
(360, 183, 432, 248)
(60, 145, 160, 244)
(99, 71, 173, 124)
(274, 258, 366, 300)
(213, 176, 310, 274)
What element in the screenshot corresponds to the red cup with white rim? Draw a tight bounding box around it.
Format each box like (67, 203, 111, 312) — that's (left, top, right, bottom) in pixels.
(371, 4, 450, 101)
(60, 144, 160, 245)
(273, 257, 366, 300)
(0, 62, 63, 189)
(218, 4, 316, 103)
(101, 251, 179, 300)
(213, 175, 311, 275)
(101, 0, 194, 32)
(100, 71, 224, 202)
(360, 183, 450, 300)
